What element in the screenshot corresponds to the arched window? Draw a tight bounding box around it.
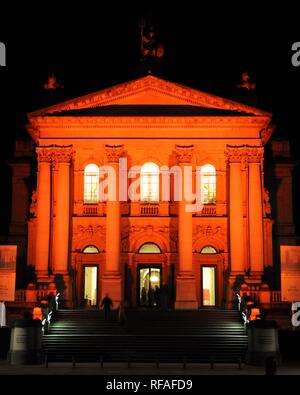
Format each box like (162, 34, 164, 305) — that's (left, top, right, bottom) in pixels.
(140, 162, 159, 203)
(83, 245, 99, 254)
(201, 164, 216, 204)
(139, 243, 161, 254)
(201, 246, 217, 254)
(84, 164, 99, 203)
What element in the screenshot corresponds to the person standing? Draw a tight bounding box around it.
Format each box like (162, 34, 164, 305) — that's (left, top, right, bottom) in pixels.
(100, 294, 113, 321)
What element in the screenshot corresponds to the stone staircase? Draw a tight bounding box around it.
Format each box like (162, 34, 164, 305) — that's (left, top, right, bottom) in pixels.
(43, 309, 247, 363)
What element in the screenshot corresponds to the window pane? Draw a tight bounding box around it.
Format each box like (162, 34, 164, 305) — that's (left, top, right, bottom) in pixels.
(139, 243, 161, 253)
(84, 164, 99, 203)
(202, 267, 216, 306)
(201, 246, 217, 254)
(141, 162, 159, 203)
(201, 164, 216, 204)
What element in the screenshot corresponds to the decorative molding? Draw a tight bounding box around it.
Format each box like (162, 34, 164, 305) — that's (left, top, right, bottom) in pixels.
(120, 224, 178, 253)
(73, 224, 105, 237)
(28, 75, 271, 117)
(36, 147, 53, 163)
(225, 145, 264, 164)
(36, 145, 75, 164)
(224, 146, 245, 163)
(26, 124, 39, 142)
(105, 144, 125, 163)
(30, 115, 269, 129)
(261, 125, 275, 146)
(247, 146, 264, 163)
(193, 225, 226, 239)
(175, 145, 194, 163)
(52, 147, 75, 163)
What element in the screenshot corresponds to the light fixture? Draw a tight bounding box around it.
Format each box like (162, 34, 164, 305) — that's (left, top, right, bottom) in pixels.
(150, 274, 159, 283)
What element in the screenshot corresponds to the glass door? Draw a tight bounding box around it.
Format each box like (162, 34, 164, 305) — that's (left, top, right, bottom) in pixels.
(201, 266, 216, 306)
(138, 266, 161, 307)
(83, 265, 98, 306)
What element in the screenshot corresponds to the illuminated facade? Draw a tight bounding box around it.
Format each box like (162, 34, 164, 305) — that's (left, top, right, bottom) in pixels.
(9, 76, 297, 309)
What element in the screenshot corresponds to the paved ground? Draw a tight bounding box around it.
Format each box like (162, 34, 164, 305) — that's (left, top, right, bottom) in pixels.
(0, 359, 300, 375)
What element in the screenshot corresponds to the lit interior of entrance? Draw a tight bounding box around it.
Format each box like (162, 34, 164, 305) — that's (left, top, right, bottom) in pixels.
(84, 266, 98, 306)
(139, 267, 161, 306)
(202, 266, 216, 306)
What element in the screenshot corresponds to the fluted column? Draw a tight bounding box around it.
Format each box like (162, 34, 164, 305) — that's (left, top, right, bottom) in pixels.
(52, 147, 74, 274)
(101, 144, 124, 307)
(225, 147, 245, 274)
(174, 145, 198, 310)
(35, 147, 52, 279)
(248, 147, 264, 277)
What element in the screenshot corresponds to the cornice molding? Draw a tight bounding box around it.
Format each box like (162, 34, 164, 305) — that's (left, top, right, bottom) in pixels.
(30, 115, 269, 129)
(28, 76, 271, 117)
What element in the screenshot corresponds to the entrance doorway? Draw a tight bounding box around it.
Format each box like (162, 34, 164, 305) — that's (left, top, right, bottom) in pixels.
(201, 266, 216, 306)
(137, 265, 161, 307)
(83, 265, 98, 306)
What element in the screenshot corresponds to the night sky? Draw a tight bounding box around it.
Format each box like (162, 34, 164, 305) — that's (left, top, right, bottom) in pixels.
(0, 1, 299, 234)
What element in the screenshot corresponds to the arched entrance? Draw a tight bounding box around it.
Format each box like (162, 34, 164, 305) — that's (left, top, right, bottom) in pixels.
(194, 245, 225, 308)
(75, 245, 104, 308)
(135, 243, 164, 307)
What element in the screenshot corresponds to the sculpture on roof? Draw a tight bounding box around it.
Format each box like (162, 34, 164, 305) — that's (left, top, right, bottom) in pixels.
(236, 71, 256, 90)
(139, 20, 164, 75)
(43, 74, 64, 90)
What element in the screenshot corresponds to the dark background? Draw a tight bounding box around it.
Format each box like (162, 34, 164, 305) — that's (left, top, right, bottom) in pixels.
(0, 1, 299, 236)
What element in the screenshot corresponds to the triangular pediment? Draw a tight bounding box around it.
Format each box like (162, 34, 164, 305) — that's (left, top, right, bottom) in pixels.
(29, 75, 270, 117)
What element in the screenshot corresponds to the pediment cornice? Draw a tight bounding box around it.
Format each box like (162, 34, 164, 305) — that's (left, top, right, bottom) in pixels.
(28, 76, 271, 118)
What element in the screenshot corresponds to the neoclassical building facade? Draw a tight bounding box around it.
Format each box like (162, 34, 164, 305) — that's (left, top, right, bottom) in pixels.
(8, 76, 297, 309)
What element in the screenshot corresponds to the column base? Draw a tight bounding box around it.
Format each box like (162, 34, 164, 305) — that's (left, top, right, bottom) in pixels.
(101, 273, 122, 309)
(175, 274, 198, 310)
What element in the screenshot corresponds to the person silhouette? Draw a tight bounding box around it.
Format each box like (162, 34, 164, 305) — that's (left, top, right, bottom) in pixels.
(141, 287, 147, 306)
(100, 294, 113, 321)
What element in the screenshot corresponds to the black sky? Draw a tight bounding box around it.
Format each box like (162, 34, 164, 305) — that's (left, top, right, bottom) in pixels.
(0, 1, 299, 234)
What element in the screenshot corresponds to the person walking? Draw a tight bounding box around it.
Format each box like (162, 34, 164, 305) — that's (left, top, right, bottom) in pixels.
(100, 294, 113, 321)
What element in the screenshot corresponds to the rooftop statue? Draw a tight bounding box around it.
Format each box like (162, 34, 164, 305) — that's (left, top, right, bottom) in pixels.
(236, 71, 256, 90)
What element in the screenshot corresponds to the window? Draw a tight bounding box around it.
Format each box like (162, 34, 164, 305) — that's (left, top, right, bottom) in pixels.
(140, 162, 159, 203)
(84, 164, 99, 203)
(201, 246, 217, 254)
(201, 164, 216, 204)
(83, 245, 99, 254)
(139, 243, 161, 254)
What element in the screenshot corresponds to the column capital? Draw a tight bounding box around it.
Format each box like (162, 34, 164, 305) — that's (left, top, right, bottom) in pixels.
(52, 146, 75, 164)
(174, 145, 194, 164)
(225, 145, 264, 164)
(36, 147, 53, 163)
(246, 146, 264, 163)
(224, 146, 245, 163)
(105, 144, 125, 163)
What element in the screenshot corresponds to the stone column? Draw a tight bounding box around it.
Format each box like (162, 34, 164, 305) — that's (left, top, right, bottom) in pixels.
(174, 145, 198, 310)
(101, 144, 124, 308)
(35, 147, 52, 280)
(248, 147, 264, 278)
(225, 147, 245, 274)
(52, 147, 74, 275)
